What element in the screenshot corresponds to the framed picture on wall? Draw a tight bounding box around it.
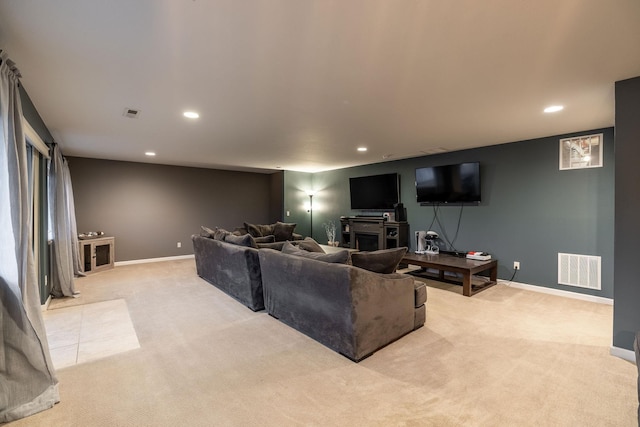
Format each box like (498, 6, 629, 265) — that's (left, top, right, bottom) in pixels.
(559, 133, 603, 170)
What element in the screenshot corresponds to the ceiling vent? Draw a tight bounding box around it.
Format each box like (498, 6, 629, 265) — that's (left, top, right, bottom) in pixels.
(123, 108, 140, 119)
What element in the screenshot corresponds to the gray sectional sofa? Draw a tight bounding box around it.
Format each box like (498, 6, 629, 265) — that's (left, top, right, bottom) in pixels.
(192, 233, 265, 311)
(259, 248, 426, 362)
(193, 227, 427, 361)
(191, 222, 305, 311)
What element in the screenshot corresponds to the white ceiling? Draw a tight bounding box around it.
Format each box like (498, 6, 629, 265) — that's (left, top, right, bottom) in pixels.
(1, 1, 640, 173)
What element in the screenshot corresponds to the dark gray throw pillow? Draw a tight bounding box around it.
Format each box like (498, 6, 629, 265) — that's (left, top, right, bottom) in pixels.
(213, 227, 232, 241)
(244, 222, 263, 237)
(351, 247, 408, 274)
(200, 225, 216, 238)
(273, 222, 297, 242)
(224, 233, 258, 248)
(296, 237, 324, 253)
(281, 241, 348, 264)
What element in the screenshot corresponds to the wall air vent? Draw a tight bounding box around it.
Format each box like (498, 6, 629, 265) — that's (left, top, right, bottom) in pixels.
(558, 253, 601, 290)
(123, 108, 140, 118)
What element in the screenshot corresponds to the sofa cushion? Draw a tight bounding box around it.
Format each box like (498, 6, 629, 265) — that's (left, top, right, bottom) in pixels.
(224, 233, 258, 248)
(351, 247, 408, 274)
(414, 281, 427, 307)
(281, 241, 349, 264)
(254, 235, 276, 244)
(414, 305, 426, 330)
(257, 241, 286, 250)
(273, 222, 297, 242)
(296, 237, 324, 253)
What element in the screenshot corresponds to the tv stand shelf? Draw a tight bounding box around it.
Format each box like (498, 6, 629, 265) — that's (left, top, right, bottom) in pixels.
(340, 217, 408, 251)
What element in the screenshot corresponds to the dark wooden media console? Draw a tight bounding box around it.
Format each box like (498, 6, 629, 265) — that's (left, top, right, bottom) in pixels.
(401, 252, 498, 297)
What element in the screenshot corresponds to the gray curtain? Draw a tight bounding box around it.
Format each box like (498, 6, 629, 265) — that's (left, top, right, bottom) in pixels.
(0, 50, 59, 422)
(49, 144, 81, 297)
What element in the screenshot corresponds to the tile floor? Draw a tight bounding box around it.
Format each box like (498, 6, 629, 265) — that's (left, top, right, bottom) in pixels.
(43, 298, 140, 369)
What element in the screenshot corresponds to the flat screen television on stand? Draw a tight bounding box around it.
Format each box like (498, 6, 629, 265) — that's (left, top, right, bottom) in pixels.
(415, 162, 481, 204)
(349, 173, 400, 211)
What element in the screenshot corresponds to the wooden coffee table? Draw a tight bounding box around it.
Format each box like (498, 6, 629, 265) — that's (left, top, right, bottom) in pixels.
(401, 252, 498, 297)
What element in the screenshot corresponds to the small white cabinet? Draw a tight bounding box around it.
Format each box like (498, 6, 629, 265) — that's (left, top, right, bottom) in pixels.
(78, 236, 115, 274)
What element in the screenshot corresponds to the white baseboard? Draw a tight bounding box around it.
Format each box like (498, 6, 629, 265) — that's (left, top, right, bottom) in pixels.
(115, 254, 195, 266)
(41, 295, 51, 312)
(501, 280, 613, 305)
(610, 346, 636, 363)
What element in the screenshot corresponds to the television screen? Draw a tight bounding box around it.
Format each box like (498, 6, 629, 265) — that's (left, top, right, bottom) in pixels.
(416, 162, 481, 203)
(349, 173, 400, 210)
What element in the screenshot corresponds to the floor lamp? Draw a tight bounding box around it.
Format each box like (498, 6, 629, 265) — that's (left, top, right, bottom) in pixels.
(306, 190, 315, 238)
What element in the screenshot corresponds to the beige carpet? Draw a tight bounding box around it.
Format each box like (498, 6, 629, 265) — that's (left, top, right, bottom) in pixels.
(12, 259, 637, 426)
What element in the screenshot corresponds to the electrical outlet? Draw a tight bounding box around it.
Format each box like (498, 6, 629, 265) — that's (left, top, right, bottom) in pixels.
(286, 210, 290, 217)
(177, 242, 181, 248)
(513, 261, 520, 270)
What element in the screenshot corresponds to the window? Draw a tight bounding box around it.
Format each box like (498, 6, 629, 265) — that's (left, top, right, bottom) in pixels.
(24, 120, 50, 303)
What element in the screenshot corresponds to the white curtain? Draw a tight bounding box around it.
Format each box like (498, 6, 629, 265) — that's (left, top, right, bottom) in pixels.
(0, 51, 59, 421)
(49, 144, 81, 297)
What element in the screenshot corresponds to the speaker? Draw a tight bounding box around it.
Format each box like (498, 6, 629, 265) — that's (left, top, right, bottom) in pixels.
(394, 203, 406, 222)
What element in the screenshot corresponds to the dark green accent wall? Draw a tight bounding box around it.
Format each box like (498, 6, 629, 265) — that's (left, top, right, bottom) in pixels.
(613, 76, 640, 351)
(68, 157, 275, 262)
(283, 170, 313, 237)
(286, 127, 615, 298)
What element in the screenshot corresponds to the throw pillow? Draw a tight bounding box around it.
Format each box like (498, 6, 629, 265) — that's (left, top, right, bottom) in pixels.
(296, 237, 324, 253)
(258, 223, 275, 236)
(200, 225, 216, 238)
(213, 227, 232, 241)
(244, 222, 263, 237)
(232, 227, 248, 236)
(254, 235, 275, 243)
(282, 241, 349, 264)
(273, 221, 297, 242)
(224, 233, 258, 248)
(350, 247, 408, 274)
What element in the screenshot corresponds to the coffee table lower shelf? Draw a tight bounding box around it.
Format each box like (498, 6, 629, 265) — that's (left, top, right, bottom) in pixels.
(401, 253, 498, 297)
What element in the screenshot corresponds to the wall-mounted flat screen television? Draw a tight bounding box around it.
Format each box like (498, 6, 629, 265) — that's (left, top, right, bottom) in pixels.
(349, 173, 400, 210)
(415, 162, 481, 203)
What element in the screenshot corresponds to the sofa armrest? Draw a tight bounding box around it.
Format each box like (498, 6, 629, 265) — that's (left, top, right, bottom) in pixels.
(349, 268, 417, 359)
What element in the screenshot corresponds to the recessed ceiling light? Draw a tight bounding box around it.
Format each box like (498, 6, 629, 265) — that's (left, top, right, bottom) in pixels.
(183, 111, 199, 119)
(145, 151, 156, 157)
(357, 147, 367, 152)
(544, 105, 564, 113)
